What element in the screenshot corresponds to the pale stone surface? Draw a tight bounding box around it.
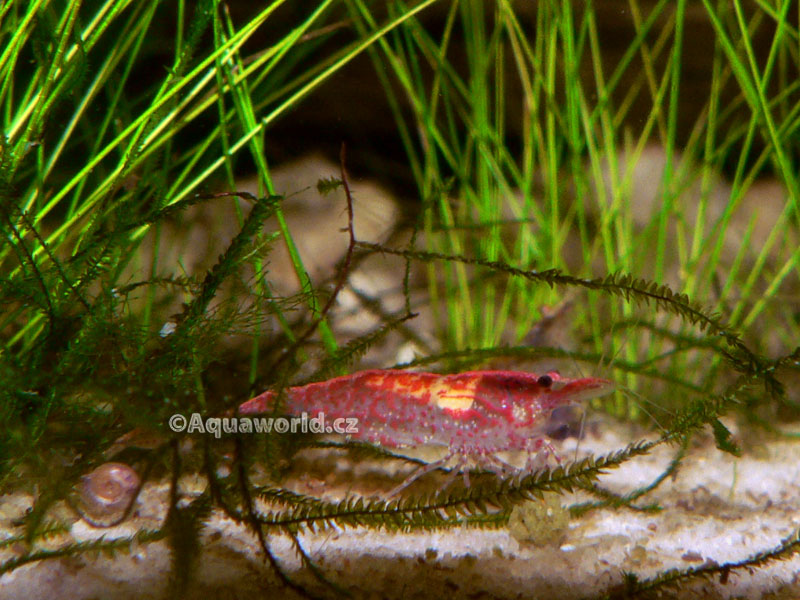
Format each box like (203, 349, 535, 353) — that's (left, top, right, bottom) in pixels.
(126, 152, 400, 327)
(3, 417, 800, 599)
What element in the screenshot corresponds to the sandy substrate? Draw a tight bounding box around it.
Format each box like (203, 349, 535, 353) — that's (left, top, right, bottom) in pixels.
(2, 416, 800, 600)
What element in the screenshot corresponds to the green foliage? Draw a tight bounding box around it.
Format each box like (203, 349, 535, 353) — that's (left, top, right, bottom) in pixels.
(249, 439, 657, 535)
(316, 176, 344, 195)
(0, 0, 799, 598)
(711, 417, 741, 456)
(0, 529, 167, 576)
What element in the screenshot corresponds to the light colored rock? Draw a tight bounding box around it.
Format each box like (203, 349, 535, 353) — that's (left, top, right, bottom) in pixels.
(4, 417, 800, 599)
(125, 153, 400, 325)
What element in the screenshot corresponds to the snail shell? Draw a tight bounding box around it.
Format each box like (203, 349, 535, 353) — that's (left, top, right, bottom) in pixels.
(78, 462, 140, 525)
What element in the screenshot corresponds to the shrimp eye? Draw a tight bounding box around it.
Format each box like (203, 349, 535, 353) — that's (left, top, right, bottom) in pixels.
(537, 374, 553, 388)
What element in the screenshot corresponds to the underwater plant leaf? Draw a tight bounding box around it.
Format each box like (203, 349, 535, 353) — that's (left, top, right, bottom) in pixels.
(250, 439, 660, 535)
(710, 418, 741, 457)
(316, 176, 343, 195)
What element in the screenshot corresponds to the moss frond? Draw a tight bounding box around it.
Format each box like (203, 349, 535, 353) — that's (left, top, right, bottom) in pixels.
(249, 439, 658, 535)
(0, 529, 166, 578)
(606, 526, 800, 599)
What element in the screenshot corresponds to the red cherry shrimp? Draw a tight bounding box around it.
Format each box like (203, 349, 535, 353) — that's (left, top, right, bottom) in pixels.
(238, 369, 615, 495)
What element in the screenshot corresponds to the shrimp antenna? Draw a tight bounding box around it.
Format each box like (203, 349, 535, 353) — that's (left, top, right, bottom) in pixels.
(569, 317, 632, 461)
